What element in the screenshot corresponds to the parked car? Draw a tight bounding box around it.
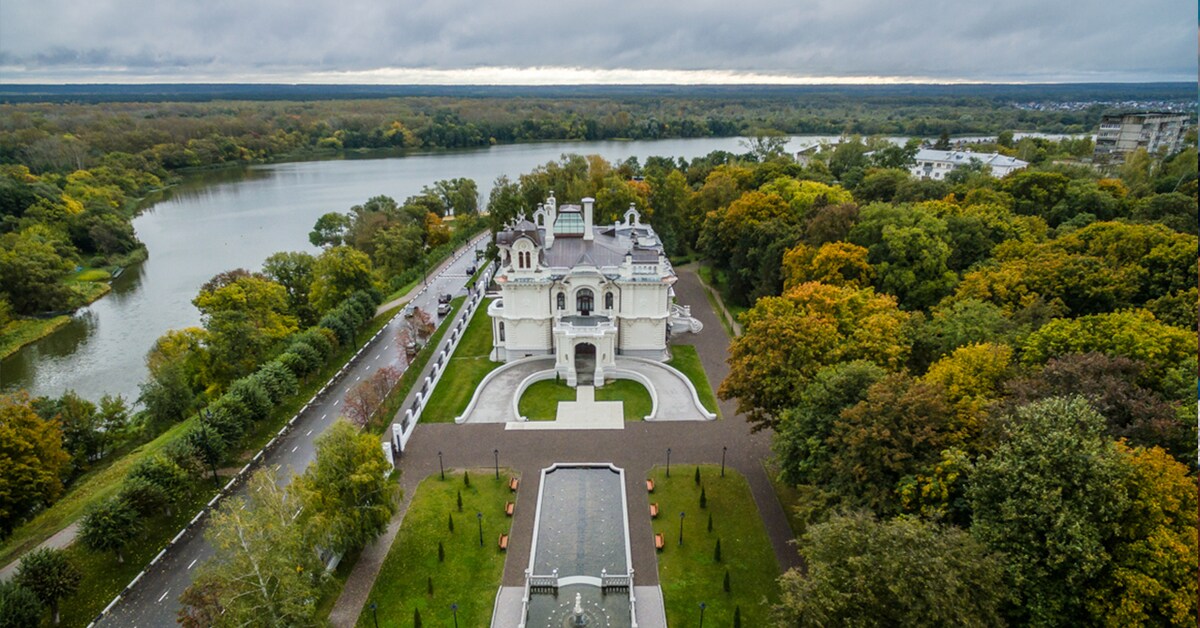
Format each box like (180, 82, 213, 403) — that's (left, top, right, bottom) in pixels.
(403, 304, 415, 318)
(466, 265, 476, 275)
(437, 293, 452, 304)
(437, 302, 452, 316)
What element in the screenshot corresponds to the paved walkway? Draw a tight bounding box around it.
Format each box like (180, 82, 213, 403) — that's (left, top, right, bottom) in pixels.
(458, 357, 554, 423)
(0, 523, 79, 581)
(330, 267, 800, 627)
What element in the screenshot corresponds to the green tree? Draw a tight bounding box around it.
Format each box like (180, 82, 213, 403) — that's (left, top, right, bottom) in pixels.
(773, 361, 888, 487)
(262, 251, 317, 325)
(0, 230, 74, 314)
(309, 246, 375, 314)
(848, 202, 958, 310)
(78, 496, 141, 563)
(15, 548, 81, 626)
(773, 512, 1005, 627)
(0, 392, 71, 537)
(308, 211, 350, 248)
(0, 579, 43, 628)
(179, 471, 324, 628)
(968, 396, 1129, 625)
(137, 361, 196, 433)
(294, 420, 398, 555)
(127, 454, 189, 516)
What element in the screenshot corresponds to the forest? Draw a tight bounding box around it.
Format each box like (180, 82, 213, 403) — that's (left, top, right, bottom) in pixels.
(462, 134, 1196, 625)
(0, 88, 1196, 625)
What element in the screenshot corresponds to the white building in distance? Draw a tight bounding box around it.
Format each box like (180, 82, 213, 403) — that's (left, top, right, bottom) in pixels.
(489, 194, 698, 386)
(911, 149, 1028, 180)
(1094, 111, 1190, 161)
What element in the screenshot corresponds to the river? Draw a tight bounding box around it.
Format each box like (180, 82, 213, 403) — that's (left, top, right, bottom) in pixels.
(5, 135, 871, 403)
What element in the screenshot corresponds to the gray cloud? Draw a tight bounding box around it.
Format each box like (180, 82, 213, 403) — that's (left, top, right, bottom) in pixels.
(0, 0, 1194, 82)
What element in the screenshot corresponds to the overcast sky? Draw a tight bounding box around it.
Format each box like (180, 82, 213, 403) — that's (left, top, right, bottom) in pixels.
(0, 0, 1195, 84)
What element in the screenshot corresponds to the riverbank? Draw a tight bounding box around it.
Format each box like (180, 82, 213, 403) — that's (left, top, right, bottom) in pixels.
(0, 264, 126, 359)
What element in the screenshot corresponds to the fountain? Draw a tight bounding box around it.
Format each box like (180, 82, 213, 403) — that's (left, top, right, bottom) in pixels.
(572, 592, 587, 627)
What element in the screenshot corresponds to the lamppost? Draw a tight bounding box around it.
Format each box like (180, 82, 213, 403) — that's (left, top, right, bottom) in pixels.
(699, 602, 707, 627)
(477, 512, 483, 547)
(438, 451, 444, 480)
(451, 603, 459, 628)
(370, 602, 378, 628)
(666, 448, 672, 478)
(678, 511, 685, 546)
(721, 446, 727, 477)
(494, 449, 499, 479)
(422, 244, 431, 286)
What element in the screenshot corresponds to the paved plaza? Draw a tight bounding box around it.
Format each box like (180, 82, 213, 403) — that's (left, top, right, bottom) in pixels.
(330, 266, 799, 627)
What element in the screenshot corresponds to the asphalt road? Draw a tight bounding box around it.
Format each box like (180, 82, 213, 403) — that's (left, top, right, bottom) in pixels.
(98, 236, 486, 627)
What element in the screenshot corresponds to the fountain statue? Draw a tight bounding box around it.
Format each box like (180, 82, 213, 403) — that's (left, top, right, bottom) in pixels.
(572, 592, 587, 627)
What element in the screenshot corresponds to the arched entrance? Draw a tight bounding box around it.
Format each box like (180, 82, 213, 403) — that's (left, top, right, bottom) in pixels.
(574, 342, 597, 384)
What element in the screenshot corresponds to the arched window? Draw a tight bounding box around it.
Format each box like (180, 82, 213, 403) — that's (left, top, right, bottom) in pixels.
(556, 293, 565, 310)
(604, 292, 614, 310)
(576, 289, 594, 315)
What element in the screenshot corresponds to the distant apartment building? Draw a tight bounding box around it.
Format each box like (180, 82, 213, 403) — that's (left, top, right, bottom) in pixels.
(910, 149, 1028, 180)
(1094, 112, 1189, 161)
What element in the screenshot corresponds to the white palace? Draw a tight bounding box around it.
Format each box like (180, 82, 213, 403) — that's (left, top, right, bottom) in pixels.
(488, 194, 701, 386)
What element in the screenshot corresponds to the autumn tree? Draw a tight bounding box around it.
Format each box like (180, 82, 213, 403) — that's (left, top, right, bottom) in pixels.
(15, 548, 80, 625)
(0, 392, 71, 536)
(262, 251, 317, 325)
(774, 512, 1005, 627)
(780, 242, 873, 290)
(721, 282, 909, 428)
(1005, 353, 1193, 463)
(294, 420, 398, 555)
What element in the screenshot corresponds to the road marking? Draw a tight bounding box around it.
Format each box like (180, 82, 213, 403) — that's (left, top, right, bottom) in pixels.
(322, 413, 327, 420)
(356, 375, 361, 381)
(291, 445, 299, 453)
(306, 430, 313, 436)
(187, 559, 198, 570)
(334, 399, 340, 406)
(375, 354, 381, 361)
(157, 589, 171, 603)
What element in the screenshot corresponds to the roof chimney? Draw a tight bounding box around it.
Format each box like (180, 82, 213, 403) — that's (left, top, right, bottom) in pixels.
(582, 197, 595, 241)
(544, 193, 556, 248)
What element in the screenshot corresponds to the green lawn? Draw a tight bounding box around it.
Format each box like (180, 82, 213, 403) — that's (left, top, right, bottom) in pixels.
(649, 465, 780, 627)
(595, 379, 653, 420)
(667, 345, 720, 417)
(356, 470, 514, 628)
(517, 378, 652, 421)
(419, 298, 501, 423)
(53, 486, 212, 628)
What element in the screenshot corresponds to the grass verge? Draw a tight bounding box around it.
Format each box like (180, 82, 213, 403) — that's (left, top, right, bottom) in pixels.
(0, 316, 72, 360)
(355, 469, 514, 628)
(366, 296, 465, 434)
(53, 486, 211, 628)
(419, 298, 500, 423)
(649, 464, 781, 627)
(667, 345, 720, 417)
